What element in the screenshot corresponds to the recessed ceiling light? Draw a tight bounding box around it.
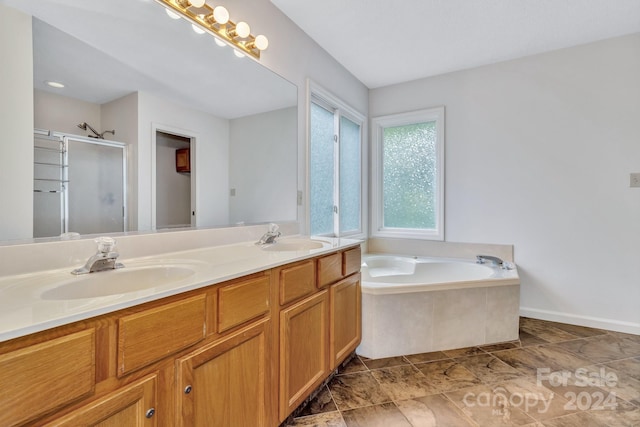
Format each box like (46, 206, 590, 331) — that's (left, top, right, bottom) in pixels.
(45, 81, 65, 88)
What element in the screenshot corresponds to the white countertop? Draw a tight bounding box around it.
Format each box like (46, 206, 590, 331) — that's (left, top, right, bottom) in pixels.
(0, 236, 362, 343)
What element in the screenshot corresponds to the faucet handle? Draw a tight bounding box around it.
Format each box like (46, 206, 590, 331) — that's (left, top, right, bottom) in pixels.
(268, 223, 279, 234)
(95, 236, 116, 254)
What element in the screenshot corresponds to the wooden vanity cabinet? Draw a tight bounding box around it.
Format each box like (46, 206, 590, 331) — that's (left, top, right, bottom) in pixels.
(0, 246, 361, 427)
(276, 245, 362, 422)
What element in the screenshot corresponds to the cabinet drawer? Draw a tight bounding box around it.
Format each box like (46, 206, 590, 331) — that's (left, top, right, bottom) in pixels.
(342, 246, 362, 277)
(317, 252, 342, 288)
(0, 329, 95, 426)
(279, 260, 315, 305)
(118, 295, 206, 375)
(44, 374, 157, 427)
(218, 275, 270, 333)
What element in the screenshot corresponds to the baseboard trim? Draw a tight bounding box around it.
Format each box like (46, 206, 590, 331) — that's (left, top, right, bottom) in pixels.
(520, 306, 640, 335)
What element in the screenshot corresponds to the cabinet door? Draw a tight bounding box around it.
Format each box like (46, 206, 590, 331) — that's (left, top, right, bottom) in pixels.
(0, 329, 95, 426)
(176, 319, 271, 427)
(44, 375, 157, 427)
(279, 290, 329, 421)
(330, 273, 361, 370)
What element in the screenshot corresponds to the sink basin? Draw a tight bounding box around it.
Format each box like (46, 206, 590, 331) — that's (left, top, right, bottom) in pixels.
(260, 238, 326, 252)
(41, 264, 197, 300)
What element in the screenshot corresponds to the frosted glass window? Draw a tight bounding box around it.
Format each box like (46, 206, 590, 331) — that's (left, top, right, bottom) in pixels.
(310, 102, 335, 235)
(339, 116, 361, 233)
(371, 107, 444, 240)
(382, 122, 436, 229)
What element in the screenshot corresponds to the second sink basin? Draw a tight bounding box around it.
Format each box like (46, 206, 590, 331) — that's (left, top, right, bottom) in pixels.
(260, 238, 326, 252)
(41, 263, 198, 300)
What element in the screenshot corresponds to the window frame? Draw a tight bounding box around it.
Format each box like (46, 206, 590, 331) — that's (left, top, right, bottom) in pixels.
(306, 80, 367, 238)
(370, 107, 445, 240)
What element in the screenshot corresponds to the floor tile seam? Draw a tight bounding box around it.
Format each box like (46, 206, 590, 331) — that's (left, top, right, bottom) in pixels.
(446, 391, 540, 426)
(409, 360, 486, 393)
(402, 359, 474, 395)
(289, 409, 343, 422)
(519, 342, 600, 369)
(520, 326, 581, 342)
(366, 361, 413, 371)
(335, 370, 398, 412)
(393, 392, 480, 427)
(438, 388, 497, 427)
(607, 393, 640, 410)
(348, 354, 371, 374)
(576, 360, 640, 396)
(365, 364, 424, 401)
(336, 399, 397, 414)
(323, 383, 343, 418)
(470, 372, 527, 387)
(386, 400, 418, 427)
(404, 356, 455, 369)
(451, 352, 501, 365)
(554, 351, 606, 369)
(370, 364, 453, 403)
(323, 380, 352, 420)
(537, 410, 600, 425)
(335, 367, 370, 377)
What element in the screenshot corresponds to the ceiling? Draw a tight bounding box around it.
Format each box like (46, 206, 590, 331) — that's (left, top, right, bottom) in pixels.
(271, 0, 640, 88)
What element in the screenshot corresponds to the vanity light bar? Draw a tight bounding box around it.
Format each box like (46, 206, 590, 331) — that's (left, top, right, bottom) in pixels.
(154, 0, 268, 60)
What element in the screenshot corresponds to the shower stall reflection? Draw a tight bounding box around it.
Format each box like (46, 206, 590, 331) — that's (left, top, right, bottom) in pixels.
(33, 130, 127, 238)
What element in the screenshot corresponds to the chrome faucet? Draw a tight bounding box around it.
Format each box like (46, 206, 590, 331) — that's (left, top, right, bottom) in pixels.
(476, 255, 505, 268)
(72, 237, 124, 275)
(256, 223, 281, 245)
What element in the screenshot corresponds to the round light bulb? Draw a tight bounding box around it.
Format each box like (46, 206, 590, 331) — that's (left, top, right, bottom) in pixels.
(254, 35, 268, 51)
(190, 0, 206, 7)
(192, 23, 205, 34)
(165, 8, 181, 19)
(213, 6, 229, 24)
(235, 21, 250, 38)
(233, 49, 245, 58)
(214, 38, 226, 47)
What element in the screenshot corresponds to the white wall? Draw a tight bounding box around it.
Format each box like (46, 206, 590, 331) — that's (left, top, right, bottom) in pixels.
(0, 5, 33, 241)
(229, 107, 297, 224)
(370, 33, 640, 333)
(102, 92, 138, 231)
(137, 92, 230, 230)
(34, 89, 100, 135)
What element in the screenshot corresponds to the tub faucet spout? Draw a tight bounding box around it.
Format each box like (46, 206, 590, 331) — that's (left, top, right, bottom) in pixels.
(476, 255, 505, 268)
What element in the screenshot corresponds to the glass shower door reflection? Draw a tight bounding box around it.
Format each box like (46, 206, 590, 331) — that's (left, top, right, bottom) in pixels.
(66, 137, 125, 235)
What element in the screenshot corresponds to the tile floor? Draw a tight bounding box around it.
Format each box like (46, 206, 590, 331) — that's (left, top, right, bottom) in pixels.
(284, 317, 640, 427)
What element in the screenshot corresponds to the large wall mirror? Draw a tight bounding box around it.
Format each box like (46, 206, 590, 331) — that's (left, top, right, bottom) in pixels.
(0, 0, 298, 242)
